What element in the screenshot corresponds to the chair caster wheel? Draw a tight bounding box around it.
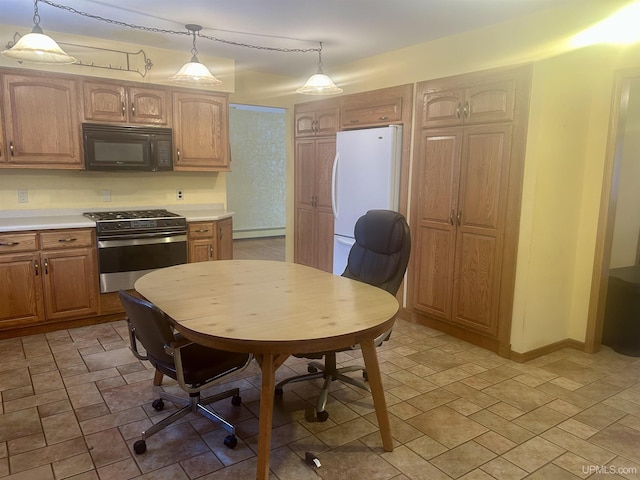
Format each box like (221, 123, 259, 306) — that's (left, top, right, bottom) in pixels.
(274, 387, 283, 397)
(152, 399, 164, 411)
(362, 370, 368, 381)
(308, 365, 318, 373)
(231, 394, 242, 406)
(224, 434, 238, 449)
(316, 410, 329, 422)
(133, 439, 147, 454)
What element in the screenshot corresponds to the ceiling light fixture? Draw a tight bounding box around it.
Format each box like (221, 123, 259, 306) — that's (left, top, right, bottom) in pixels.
(169, 24, 222, 86)
(296, 43, 343, 95)
(1, 0, 75, 64)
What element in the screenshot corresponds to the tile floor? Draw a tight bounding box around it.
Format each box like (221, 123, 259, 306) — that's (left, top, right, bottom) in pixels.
(1, 318, 639, 480)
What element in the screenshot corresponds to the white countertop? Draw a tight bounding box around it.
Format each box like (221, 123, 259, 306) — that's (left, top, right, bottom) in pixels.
(0, 205, 234, 233)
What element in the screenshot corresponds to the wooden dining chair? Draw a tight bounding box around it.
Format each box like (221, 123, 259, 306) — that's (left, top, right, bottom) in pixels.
(275, 209, 411, 421)
(119, 290, 253, 453)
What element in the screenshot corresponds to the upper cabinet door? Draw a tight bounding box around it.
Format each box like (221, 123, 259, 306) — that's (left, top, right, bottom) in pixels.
(172, 91, 229, 171)
(83, 81, 170, 125)
(294, 106, 338, 137)
(83, 81, 127, 123)
(2, 74, 81, 168)
(128, 86, 170, 125)
(421, 80, 515, 128)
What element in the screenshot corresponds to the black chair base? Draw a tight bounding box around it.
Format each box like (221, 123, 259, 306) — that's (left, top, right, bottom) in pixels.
(274, 353, 370, 422)
(133, 386, 242, 454)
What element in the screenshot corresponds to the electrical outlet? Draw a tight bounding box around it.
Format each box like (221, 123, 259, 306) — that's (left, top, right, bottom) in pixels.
(17, 189, 28, 203)
(102, 189, 111, 202)
(176, 189, 184, 200)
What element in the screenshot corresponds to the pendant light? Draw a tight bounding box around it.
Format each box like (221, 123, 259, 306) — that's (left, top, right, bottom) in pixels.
(169, 24, 222, 86)
(2, 0, 75, 64)
(296, 42, 342, 95)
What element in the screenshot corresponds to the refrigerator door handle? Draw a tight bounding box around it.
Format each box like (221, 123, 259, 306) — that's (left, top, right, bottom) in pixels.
(331, 151, 340, 219)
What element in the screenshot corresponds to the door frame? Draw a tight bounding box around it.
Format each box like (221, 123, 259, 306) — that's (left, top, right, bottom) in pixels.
(585, 67, 640, 353)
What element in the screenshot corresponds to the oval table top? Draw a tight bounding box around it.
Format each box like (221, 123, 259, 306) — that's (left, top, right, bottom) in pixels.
(135, 260, 400, 354)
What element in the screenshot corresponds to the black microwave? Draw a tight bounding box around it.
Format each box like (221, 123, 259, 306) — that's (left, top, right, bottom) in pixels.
(83, 123, 173, 171)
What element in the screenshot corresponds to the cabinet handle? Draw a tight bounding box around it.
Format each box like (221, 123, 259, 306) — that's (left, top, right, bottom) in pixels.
(177, 148, 181, 162)
(0, 241, 19, 246)
(10, 142, 15, 156)
(121, 102, 126, 116)
(194, 229, 210, 233)
(209, 244, 213, 258)
(449, 209, 455, 226)
(34, 259, 39, 276)
(219, 226, 223, 240)
(350, 120, 360, 123)
(378, 116, 389, 120)
(455, 104, 462, 119)
(43, 258, 49, 275)
(312, 120, 318, 133)
(463, 102, 469, 118)
(58, 237, 77, 243)
(131, 103, 135, 116)
(456, 210, 462, 226)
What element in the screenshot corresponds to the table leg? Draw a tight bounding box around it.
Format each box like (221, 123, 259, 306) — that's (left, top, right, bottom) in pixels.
(254, 353, 289, 480)
(360, 338, 393, 451)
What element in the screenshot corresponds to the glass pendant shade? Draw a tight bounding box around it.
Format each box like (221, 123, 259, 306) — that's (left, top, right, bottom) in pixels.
(168, 55, 222, 86)
(2, 27, 76, 64)
(296, 71, 343, 95)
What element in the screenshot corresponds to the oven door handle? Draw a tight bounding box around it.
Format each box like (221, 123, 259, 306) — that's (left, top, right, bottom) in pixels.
(98, 233, 187, 248)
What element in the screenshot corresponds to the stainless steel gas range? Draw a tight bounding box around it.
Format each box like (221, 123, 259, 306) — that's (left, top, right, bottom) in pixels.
(83, 209, 187, 293)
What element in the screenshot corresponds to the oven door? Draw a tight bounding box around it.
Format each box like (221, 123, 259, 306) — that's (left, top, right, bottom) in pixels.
(97, 232, 187, 293)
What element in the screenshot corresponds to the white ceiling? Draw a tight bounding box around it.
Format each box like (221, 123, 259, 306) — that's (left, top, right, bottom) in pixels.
(2, 0, 589, 77)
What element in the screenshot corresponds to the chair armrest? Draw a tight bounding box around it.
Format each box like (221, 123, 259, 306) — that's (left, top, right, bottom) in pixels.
(163, 335, 193, 356)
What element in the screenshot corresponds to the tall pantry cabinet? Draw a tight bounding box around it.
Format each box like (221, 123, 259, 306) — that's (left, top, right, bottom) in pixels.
(408, 66, 532, 355)
(293, 99, 339, 272)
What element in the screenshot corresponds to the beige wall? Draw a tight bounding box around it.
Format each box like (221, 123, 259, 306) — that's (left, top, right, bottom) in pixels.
(2, 1, 640, 351)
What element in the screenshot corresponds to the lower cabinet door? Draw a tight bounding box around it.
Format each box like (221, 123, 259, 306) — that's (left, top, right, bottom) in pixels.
(0, 253, 45, 327)
(41, 248, 99, 321)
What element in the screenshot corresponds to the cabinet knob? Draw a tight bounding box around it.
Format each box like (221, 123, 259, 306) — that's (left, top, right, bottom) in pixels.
(176, 148, 181, 162)
(58, 237, 77, 243)
(194, 229, 210, 233)
(121, 102, 126, 116)
(131, 103, 136, 116)
(34, 259, 39, 276)
(455, 104, 462, 119)
(449, 209, 455, 226)
(0, 241, 19, 246)
(378, 116, 389, 121)
(209, 244, 213, 258)
(10, 142, 15, 156)
(456, 210, 462, 226)
(350, 120, 360, 123)
(43, 258, 49, 275)
(463, 102, 469, 118)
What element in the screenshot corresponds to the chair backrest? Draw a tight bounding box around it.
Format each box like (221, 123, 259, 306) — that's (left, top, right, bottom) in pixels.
(119, 290, 176, 367)
(342, 209, 411, 295)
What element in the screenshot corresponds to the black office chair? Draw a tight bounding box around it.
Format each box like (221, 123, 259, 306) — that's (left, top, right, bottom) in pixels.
(119, 290, 253, 454)
(275, 209, 411, 421)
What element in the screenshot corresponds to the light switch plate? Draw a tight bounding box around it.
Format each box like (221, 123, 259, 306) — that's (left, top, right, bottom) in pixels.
(102, 189, 111, 202)
(17, 189, 28, 203)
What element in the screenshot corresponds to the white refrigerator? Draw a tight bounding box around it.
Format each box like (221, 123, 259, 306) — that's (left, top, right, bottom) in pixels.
(332, 125, 402, 274)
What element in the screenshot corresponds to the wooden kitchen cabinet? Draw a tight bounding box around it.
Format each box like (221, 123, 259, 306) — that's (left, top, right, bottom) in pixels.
(420, 79, 515, 128)
(187, 218, 233, 262)
(1, 72, 81, 168)
(0, 229, 98, 330)
(409, 66, 531, 355)
(0, 232, 44, 327)
(411, 124, 512, 338)
(294, 101, 339, 137)
(340, 85, 410, 128)
(82, 80, 170, 125)
(172, 91, 229, 171)
(294, 137, 335, 272)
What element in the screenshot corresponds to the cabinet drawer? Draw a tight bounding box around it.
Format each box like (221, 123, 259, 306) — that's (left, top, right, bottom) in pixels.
(0, 233, 38, 253)
(188, 222, 215, 238)
(40, 229, 94, 249)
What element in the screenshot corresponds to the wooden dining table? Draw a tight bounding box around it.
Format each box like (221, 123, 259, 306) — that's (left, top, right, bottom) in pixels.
(135, 259, 399, 480)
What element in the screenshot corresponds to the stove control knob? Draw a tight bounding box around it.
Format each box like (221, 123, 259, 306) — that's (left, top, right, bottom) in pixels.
(116, 223, 122, 229)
